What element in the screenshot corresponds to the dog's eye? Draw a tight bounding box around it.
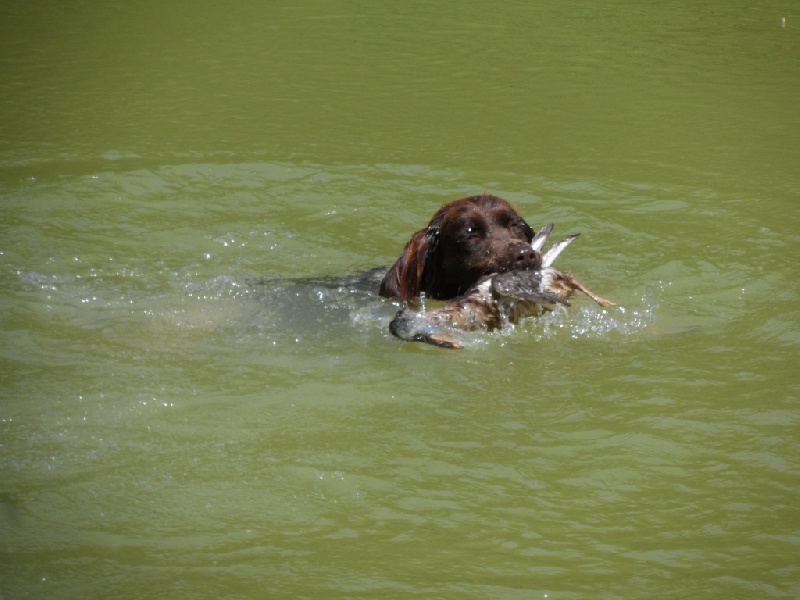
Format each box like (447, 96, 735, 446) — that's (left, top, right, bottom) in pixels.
(465, 224, 485, 237)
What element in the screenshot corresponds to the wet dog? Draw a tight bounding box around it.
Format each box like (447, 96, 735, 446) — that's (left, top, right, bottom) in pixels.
(388, 224, 614, 348)
(379, 194, 539, 301)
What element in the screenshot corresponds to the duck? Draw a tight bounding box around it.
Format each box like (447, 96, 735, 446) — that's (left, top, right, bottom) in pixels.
(389, 224, 614, 349)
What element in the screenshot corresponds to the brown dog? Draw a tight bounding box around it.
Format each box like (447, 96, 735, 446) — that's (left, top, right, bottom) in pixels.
(379, 194, 539, 301)
(388, 224, 615, 348)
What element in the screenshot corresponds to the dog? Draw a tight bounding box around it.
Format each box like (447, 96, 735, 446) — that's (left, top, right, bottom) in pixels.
(379, 194, 539, 301)
(388, 224, 615, 348)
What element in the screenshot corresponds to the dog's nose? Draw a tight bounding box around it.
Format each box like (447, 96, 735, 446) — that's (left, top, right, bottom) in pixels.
(513, 244, 541, 269)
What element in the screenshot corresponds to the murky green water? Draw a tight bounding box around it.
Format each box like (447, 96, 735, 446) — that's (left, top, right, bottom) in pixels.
(1, 1, 799, 598)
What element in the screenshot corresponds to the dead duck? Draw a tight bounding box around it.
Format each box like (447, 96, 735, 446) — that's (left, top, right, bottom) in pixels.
(388, 224, 614, 349)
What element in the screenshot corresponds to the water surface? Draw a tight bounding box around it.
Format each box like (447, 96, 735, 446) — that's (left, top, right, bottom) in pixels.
(1, 1, 799, 599)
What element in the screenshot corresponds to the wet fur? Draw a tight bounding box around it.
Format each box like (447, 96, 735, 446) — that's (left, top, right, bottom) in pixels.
(379, 194, 539, 301)
(388, 226, 614, 349)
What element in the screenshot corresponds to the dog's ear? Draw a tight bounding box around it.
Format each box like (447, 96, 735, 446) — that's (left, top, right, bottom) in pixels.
(379, 226, 440, 300)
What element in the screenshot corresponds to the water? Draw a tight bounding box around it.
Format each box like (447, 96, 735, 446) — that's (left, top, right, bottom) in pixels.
(1, 1, 799, 599)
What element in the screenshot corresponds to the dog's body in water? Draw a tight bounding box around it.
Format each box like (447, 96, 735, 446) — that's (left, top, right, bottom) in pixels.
(253, 197, 613, 349)
(388, 224, 614, 349)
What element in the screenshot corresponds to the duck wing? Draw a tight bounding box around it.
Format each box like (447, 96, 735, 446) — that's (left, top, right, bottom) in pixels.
(531, 223, 554, 252)
(541, 234, 580, 268)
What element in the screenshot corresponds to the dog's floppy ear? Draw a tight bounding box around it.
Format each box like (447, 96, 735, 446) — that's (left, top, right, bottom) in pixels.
(379, 226, 440, 300)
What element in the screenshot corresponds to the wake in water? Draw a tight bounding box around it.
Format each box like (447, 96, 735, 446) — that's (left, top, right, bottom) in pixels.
(246, 268, 658, 349)
(524, 288, 659, 341)
(14, 263, 658, 351)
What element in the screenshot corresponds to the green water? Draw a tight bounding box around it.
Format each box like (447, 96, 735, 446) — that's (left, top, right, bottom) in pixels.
(1, 1, 799, 599)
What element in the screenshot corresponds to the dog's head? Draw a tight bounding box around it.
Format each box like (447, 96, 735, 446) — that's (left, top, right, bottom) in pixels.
(380, 194, 539, 301)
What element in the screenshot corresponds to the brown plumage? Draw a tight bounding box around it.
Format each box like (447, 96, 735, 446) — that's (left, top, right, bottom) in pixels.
(388, 224, 614, 349)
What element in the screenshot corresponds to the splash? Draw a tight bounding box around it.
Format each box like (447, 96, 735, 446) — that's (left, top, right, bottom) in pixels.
(512, 285, 661, 343)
